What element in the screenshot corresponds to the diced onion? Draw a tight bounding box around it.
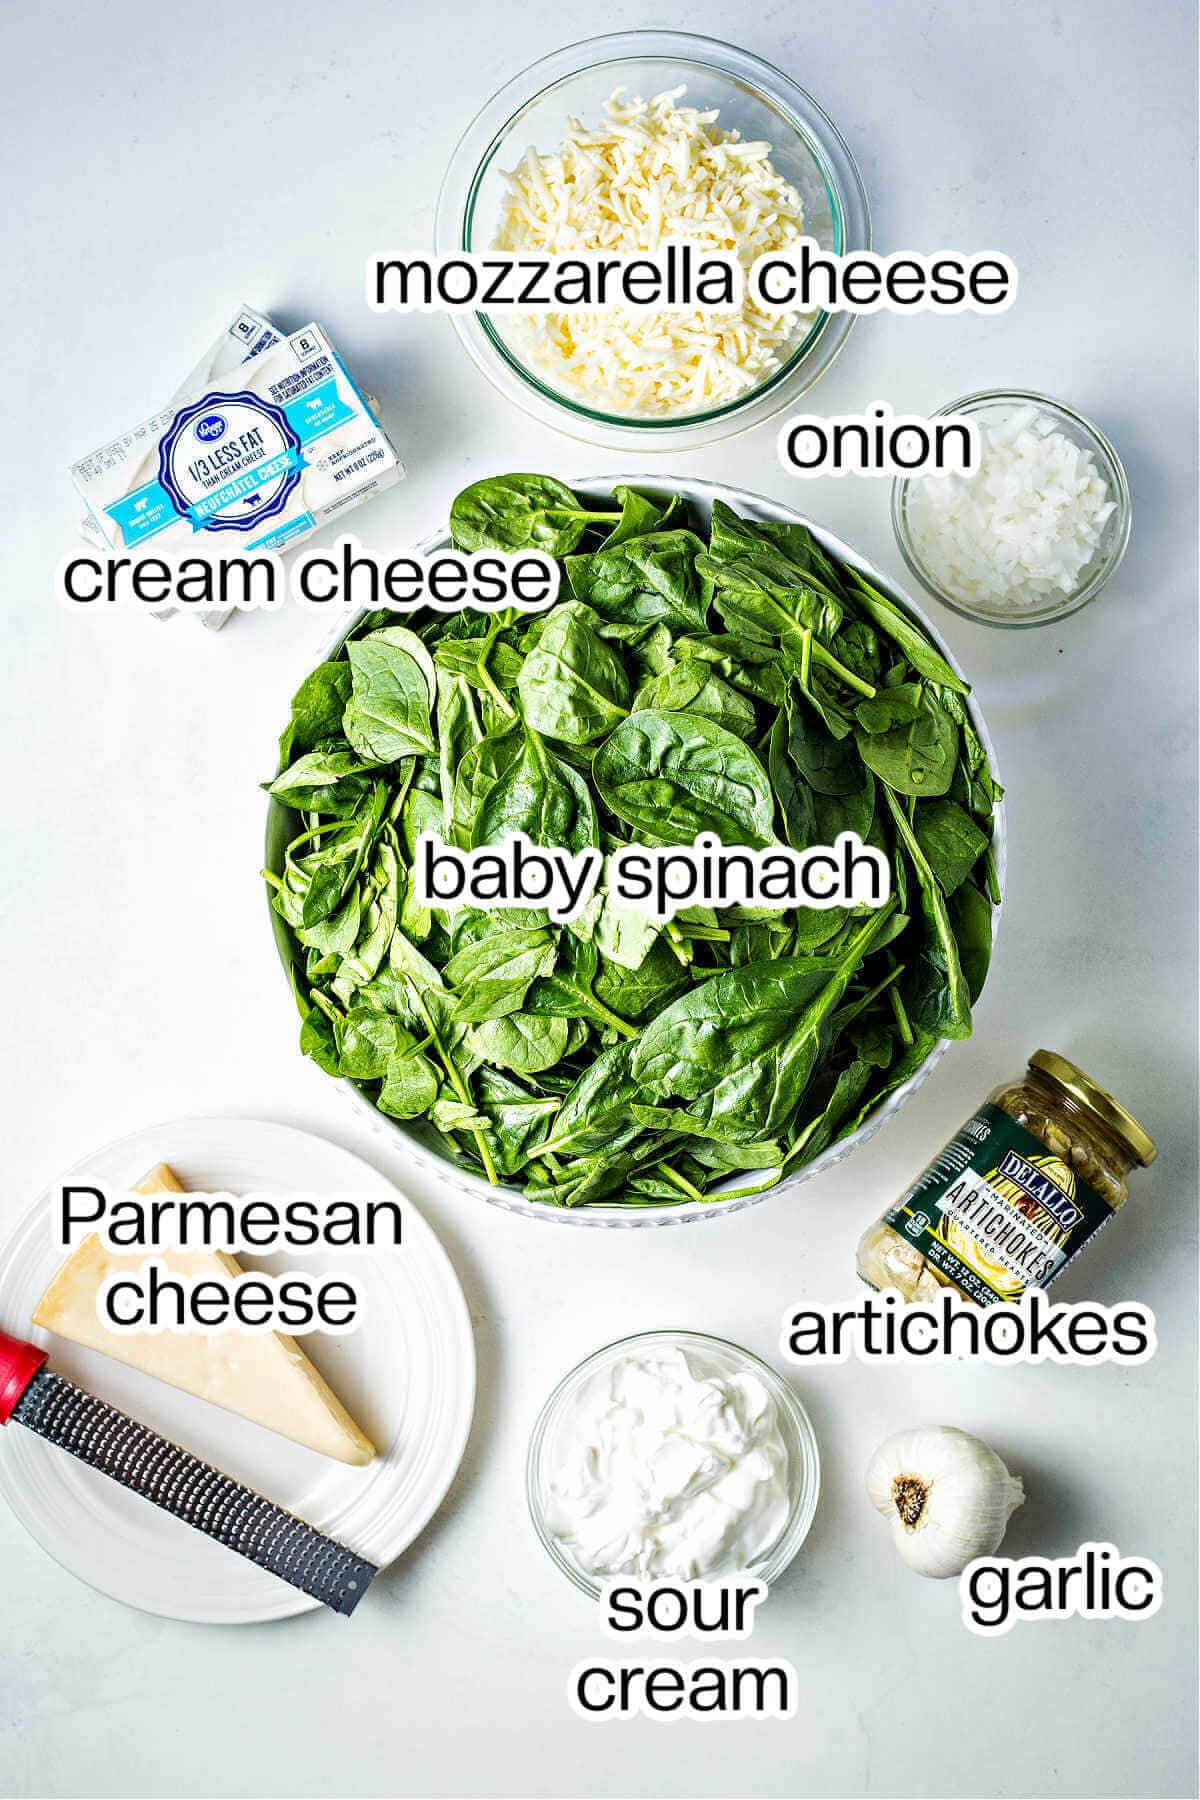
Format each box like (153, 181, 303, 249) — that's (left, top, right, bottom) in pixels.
(906, 407, 1115, 610)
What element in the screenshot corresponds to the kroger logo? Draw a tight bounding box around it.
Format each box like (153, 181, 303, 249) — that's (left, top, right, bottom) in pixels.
(195, 413, 227, 442)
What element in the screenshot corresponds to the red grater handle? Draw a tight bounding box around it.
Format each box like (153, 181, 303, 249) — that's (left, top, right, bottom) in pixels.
(0, 1329, 48, 1425)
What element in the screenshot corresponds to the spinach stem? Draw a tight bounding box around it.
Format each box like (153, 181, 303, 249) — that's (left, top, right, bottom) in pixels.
(810, 636, 876, 699)
(387, 763, 415, 823)
(310, 989, 345, 1026)
(664, 920, 693, 965)
(888, 980, 914, 1046)
(412, 987, 498, 1185)
(984, 846, 1001, 905)
(587, 996, 637, 1038)
(843, 961, 905, 1022)
(657, 1163, 704, 1202)
(468, 681, 488, 742)
(698, 1167, 783, 1201)
(476, 661, 516, 720)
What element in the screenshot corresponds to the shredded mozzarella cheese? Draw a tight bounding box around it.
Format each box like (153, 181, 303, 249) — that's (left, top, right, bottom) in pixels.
(494, 88, 810, 418)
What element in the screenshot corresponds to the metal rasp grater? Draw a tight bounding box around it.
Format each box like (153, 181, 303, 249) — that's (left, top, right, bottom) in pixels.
(0, 1329, 377, 1615)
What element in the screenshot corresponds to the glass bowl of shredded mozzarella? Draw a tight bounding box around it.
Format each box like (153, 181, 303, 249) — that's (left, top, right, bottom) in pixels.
(892, 390, 1132, 627)
(435, 31, 870, 450)
(526, 1330, 820, 1597)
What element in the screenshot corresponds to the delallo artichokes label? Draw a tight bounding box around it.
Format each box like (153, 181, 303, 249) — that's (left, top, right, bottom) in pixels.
(881, 1104, 1114, 1305)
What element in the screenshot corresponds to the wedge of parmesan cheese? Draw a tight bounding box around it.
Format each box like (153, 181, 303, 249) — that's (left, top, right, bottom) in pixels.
(32, 1161, 375, 1467)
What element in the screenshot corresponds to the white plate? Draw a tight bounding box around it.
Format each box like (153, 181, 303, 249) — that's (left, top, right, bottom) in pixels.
(0, 1117, 475, 1624)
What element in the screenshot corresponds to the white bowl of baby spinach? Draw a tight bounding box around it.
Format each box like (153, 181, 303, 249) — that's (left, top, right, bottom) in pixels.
(264, 475, 1004, 1227)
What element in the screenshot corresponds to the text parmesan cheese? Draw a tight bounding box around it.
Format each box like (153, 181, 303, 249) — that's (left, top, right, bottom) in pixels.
(494, 88, 811, 417)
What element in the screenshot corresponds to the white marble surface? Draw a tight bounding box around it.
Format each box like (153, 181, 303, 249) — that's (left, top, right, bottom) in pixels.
(0, 1, 1196, 1795)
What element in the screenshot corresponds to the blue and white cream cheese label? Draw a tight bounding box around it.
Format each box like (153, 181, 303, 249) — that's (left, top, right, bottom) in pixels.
(72, 323, 403, 558)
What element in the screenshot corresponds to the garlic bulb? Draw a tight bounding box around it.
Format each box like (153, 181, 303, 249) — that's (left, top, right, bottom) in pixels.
(866, 1426, 1024, 1579)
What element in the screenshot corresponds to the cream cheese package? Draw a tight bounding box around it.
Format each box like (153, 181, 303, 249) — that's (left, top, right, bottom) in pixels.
(71, 320, 403, 567)
(77, 305, 284, 556)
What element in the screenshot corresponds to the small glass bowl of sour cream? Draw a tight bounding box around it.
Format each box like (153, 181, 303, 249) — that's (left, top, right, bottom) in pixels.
(526, 1329, 820, 1599)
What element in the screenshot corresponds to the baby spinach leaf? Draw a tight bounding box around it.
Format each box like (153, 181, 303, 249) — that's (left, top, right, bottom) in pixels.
(443, 926, 558, 1022)
(834, 620, 883, 690)
(882, 788, 972, 1039)
(592, 935, 690, 1023)
(914, 798, 989, 893)
(857, 687, 958, 796)
(812, 768, 876, 845)
(632, 661, 757, 741)
(950, 880, 993, 1002)
(938, 688, 1005, 816)
(516, 603, 630, 745)
(433, 628, 520, 721)
(524, 934, 637, 1036)
(531, 1040, 643, 1157)
(338, 1003, 415, 1080)
(472, 727, 598, 852)
(378, 1042, 440, 1119)
(845, 567, 969, 694)
(278, 661, 352, 763)
(673, 634, 787, 707)
(344, 628, 437, 762)
(593, 711, 775, 847)
(298, 999, 341, 1076)
(267, 750, 375, 815)
(450, 473, 618, 555)
(297, 885, 363, 957)
(632, 905, 895, 1141)
(451, 729, 520, 846)
(467, 1011, 574, 1075)
(767, 711, 817, 850)
(786, 1058, 876, 1167)
(707, 501, 847, 597)
(854, 682, 923, 734)
(599, 484, 669, 548)
(593, 865, 661, 971)
(566, 531, 711, 633)
(784, 695, 864, 796)
(700, 555, 844, 649)
(333, 835, 402, 997)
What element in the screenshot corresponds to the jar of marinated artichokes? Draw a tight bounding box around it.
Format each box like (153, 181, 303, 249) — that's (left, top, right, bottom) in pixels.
(857, 1050, 1157, 1306)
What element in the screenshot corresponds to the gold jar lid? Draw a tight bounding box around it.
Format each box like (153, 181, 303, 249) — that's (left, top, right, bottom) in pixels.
(1029, 1049, 1158, 1166)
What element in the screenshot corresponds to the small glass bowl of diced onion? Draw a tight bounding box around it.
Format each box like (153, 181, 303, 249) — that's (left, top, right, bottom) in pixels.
(434, 31, 870, 450)
(892, 390, 1132, 628)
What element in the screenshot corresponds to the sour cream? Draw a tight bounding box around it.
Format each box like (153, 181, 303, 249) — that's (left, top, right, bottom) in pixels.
(543, 1346, 792, 1582)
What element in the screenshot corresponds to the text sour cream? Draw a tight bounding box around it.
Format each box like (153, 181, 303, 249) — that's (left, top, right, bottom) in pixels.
(543, 1347, 792, 1582)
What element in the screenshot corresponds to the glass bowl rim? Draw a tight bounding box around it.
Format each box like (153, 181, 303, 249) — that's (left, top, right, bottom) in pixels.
(524, 1327, 822, 1600)
(434, 28, 871, 435)
(891, 386, 1133, 629)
